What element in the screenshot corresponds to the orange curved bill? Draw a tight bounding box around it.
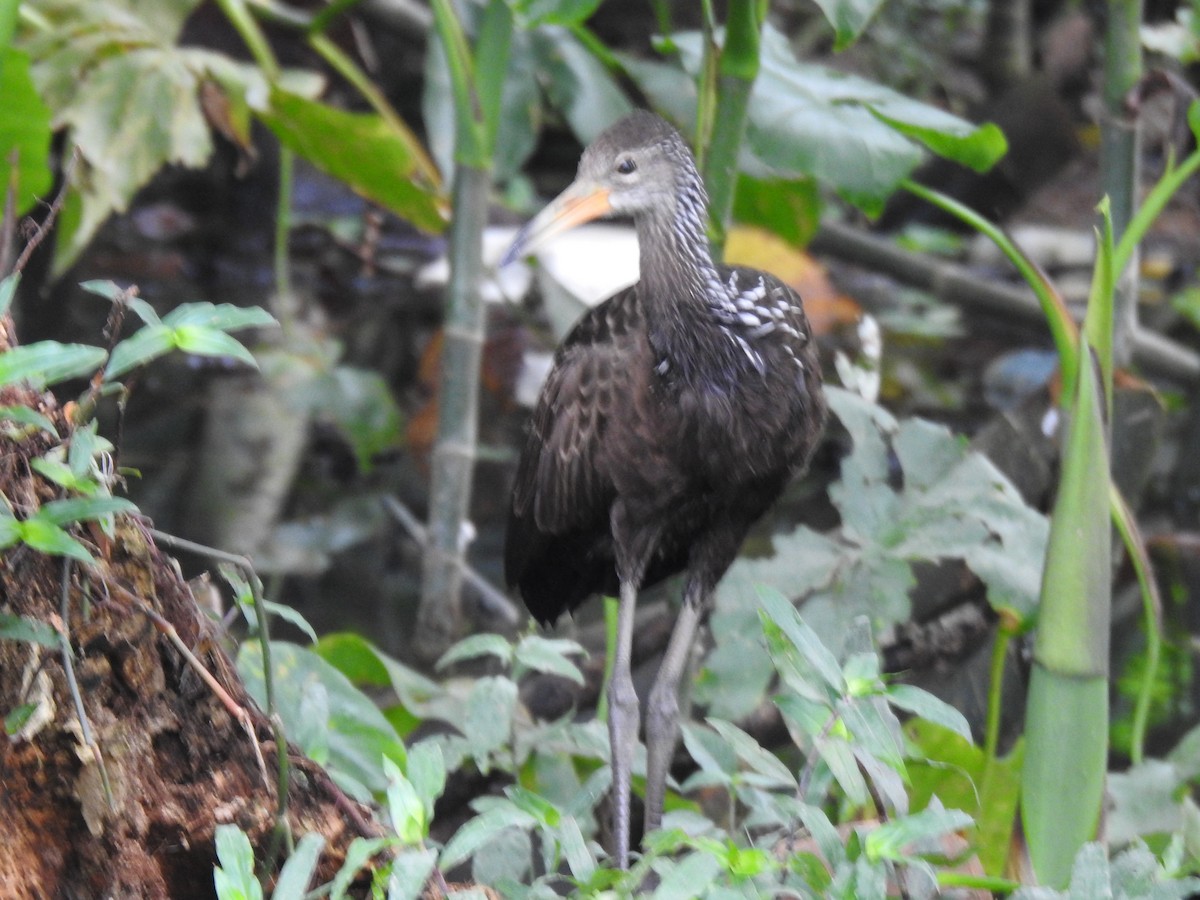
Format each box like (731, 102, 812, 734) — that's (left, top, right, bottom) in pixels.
(500, 181, 612, 266)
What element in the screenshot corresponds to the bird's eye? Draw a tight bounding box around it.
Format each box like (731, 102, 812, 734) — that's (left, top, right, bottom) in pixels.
(616, 158, 637, 175)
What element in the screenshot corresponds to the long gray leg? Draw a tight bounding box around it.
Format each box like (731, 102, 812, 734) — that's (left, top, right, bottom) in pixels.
(608, 574, 641, 869)
(643, 585, 706, 835)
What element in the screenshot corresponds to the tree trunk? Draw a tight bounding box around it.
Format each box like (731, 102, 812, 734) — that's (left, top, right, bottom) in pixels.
(0, 354, 381, 897)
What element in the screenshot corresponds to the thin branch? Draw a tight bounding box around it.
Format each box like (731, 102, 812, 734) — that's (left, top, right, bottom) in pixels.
(59, 557, 114, 808)
(12, 148, 79, 276)
(383, 495, 520, 627)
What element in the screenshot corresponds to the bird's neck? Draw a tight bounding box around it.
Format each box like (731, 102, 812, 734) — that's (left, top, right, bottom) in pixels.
(637, 181, 755, 382)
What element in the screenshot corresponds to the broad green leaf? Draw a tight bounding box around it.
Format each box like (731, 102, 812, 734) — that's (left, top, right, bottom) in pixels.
(18, 518, 94, 562)
(301, 367, 402, 473)
(886, 683, 971, 741)
(905, 720, 1023, 877)
(0, 612, 59, 646)
(439, 804, 537, 872)
(271, 832, 324, 899)
(0, 341, 107, 388)
(0, 405, 58, 436)
(68, 420, 112, 479)
(708, 717, 796, 787)
(520, 0, 601, 26)
(491, 27, 538, 184)
(405, 740, 446, 822)
(513, 634, 585, 684)
(383, 758, 427, 843)
(463, 676, 518, 762)
(38, 496, 135, 526)
(50, 50, 212, 270)
(171, 326, 258, 368)
(530, 26, 632, 145)
(436, 633, 514, 670)
(31, 457, 94, 494)
(0, 48, 52, 215)
(105, 325, 176, 378)
(213, 824, 262, 900)
(257, 87, 446, 234)
(811, 0, 887, 50)
(385, 847, 437, 900)
(162, 302, 276, 331)
(261, 599, 317, 644)
(757, 586, 845, 692)
(557, 813, 595, 880)
(238, 641, 408, 799)
(864, 805, 973, 862)
(506, 784, 561, 828)
(732, 174, 821, 248)
(643, 26, 1005, 214)
(0, 0, 16, 50)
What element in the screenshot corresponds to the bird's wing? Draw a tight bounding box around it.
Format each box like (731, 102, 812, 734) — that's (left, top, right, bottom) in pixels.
(511, 287, 643, 535)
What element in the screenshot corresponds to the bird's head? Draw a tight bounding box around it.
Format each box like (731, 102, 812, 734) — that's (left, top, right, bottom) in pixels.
(501, 111, 700, 266)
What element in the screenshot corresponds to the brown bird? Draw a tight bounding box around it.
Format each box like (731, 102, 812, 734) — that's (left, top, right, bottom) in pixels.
(502, 111, 827, 868)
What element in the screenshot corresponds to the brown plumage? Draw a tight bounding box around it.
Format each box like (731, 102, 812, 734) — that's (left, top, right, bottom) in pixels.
(502, 110, 826, 868)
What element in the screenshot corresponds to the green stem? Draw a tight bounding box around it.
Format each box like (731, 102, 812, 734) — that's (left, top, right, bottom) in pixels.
(1111, 481, 1162, 764)
(307, 32, 442, 185)
(901, 178, 1080, 394)
(703, 0, 763, 256)
(307, 0, 367, 35)
(1113, 143, 1200, 277)
(212, 0, 280, 80)
(984, 625, 1013, 761)
(272, 146, 295, 335)
(1101, 0, 1143, 366)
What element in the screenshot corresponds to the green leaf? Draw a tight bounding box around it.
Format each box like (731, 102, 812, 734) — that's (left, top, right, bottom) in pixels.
(301, 367, 403, 473)
(886, 683, 971, 741)
(520, 0, 601, 26)
(30, 457, 92, 494)
(439, 804, 537, 872)
(18, 518, 94, 562)
(707, 718, 796, 787)
(810, 0, 887, 49)
(43, 46, 212, 270)
(530, 26, 632, 145)
(257, 87, 446, 234)
(864, 805, 973, 862)
(328, 837, 390, 900)
(0, 342, 107, 388)
(513, 634, 585, 684)
(238, 641, 408, 799)
(0, 48, 53, 216)
(463, 676, 518, 762)
(38, 496, 135, 526)
(757, 586, 845, 692)
(172, 326, 258, 368)
(436, 633, 514, 670)
(642, 25, 1005, 214)
(4, 703, 39, 735)
(732, 175, 822, 247)
(384, 757, 427, 843)
(0, 612, 59, 647)
(162, 302, 276, 331)
(385, 847, 437, 900)
(271, 832, 324, 899)
(105, 325, 176, 378)
(0, 405, 58, 436)
(213, 824, 263, 900)
(0, 273, 17, 316)
(405, 740, 446, 823)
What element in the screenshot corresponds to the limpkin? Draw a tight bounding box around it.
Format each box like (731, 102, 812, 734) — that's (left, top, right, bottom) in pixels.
(502, 111, 827, 868)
